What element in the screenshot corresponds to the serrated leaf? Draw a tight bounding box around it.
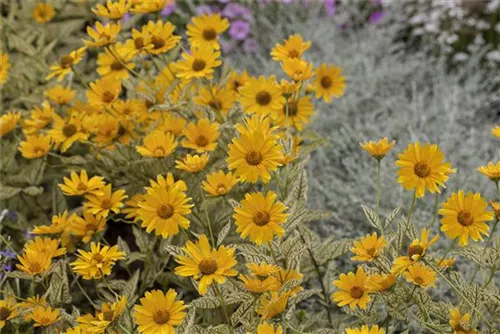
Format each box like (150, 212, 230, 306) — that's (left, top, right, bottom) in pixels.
(163, 245, 185, 258)
(384, 207, 401, 228)
(190, 296, 221, 309)
(117, 236, 131, 256)
(178, 307, 196, 334)
(22, 186, 43, 196)
(217, 221, 231, 247)
(123, 270, 140, 302)
(0, 185, 21, 200)
(52, 181, 67, 215)
(132, 225, 149, 253)
(361, 205, 381, 229)
(6, 270, 34, 280)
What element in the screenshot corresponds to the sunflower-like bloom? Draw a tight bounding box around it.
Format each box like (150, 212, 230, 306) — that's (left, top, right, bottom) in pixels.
(0, 112, 20, 136)
(136, 185, 193, 238)
(282, 58, 313, 82)
(492, 202, 500, 220)
(16, 250, 52, 275)
(345, 325, 385, 334)
(97, 43, 136, 81)
(23, 236, 66, 259)
(65, 327, 86, 334)
(391, 228, 438, 274)
(136, 130, 177, 158)
(71, 242, 125, 279)
(0, 297, 18, 328)
(477, 161, 500, 182)
(83, 22, 121, 47)
(175, 235, 238, 295)
(134, 289, 186, 334)
(122, 26, 154, 57)
(32, 211, 72, 239)
(226, 70, 250, 96)
(256, 291, 290, 319)
(146, 20, 181, 55)
(87, 77, 122, 107)
(436, 257, 456, 270)
(181, 119, 219, 153)
(0, 52, 10, 84)
(27, 306, 60, 327)
(233, 191, 288, 245)
(275, 96, 314, 130)
(175, 46, 222, 80)
(257, 322, 284, 334)
(449, 308, 477, 334)
(92, 0, 131, 19)
(187, 13, 229, 50)
(332, 266, 371, 309)
(18, 134, 51, 159)
(239, 76, 285, 117)
(403, 262, 436, 288)
(59, 170, 105, 197)
(175, 153, 209, 173)
(239, 262, 281, 293)
(48, 113, 88, 153)
(492, 126, 500, 139)
(202, 170, 238, 196)
(313, 63, 346, 103)
(23, 102, 54, 135)
(18, 295, 48, 310)
(156, 114, 187, 137)
(439, 190, 494, 246)
(360, 138, 396, 160)
(45, 85, 76, 105)
(32, 3, 55, 24)
(271, 34, 311, 62)
(396, 142, 455, 198)
(47, 47, 87, 81)
(365, 273, 396, 292)
(148, 173, 187, 192)
(194, 85, 237, 114)
(78, 296, 127, 332)
(274, 268, 304, 296)
(84, 184, 127, 219)
(351, 232, 387, 262)
(122, 193, 143, 221)
(71, 211, 107, 243)
(130, 0, 170, 13)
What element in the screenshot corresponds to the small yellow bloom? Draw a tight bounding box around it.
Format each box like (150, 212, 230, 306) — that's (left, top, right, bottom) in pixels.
(449, 308, 477, 334)
(136, 130, 177, 158)
(360, 138, 396, 160)
(275, 96, 314, 130)
(332, 266, 371, 309)
(59, 169, 105, 197)
(175, 153, 209, 173)
(187, 13, 230, 50)
(18, 295, 48, 310)
(83, 22, 121, 47)
(345, 325, 385, 334)
(122, 193, 143, 221)
(256, 291, 290, 319)
(23, 236, 66, 259)
(351, 232, 387, 262)
(274, 268, 303, 296)
(391, 228, 438, 274)
(122, 26, 154, 57)
(0, 111, 21, 137)
(27, 306, 59, 327)
(97, 43, 136, 80)
(87, 76, 122, 107)
(492, 126, 500, 139)
(23, 102, 54, 135)
(271, 34, 311, 62)
(239, 76, 285, 117)
(226, 70, 250, 96)
(175, 46, 222, 80)
(240, 274, 280, 294)
(45, 85, 76, 105)
(313, 63, 346, 103)
(130, 0, 171, 13)
(257, 322, 284, 334)
(71, 242, 125, 280)
(282, 57, 313, 81)
(18, 134, 51, 159)
(436, 257, 456, 269)
(366, 273, 396, 292)
(145, 20, 181, 55)
(182, 118, 219, 153)
(84, 184, 127, 219)
(403, 262, 437, 288)
(32, 211, 72, 236)
(92, 0, 131, 19)
(71, 211, 107, 243)
(155, 113, 187, 137)
(202, 170, 238, 196)
(477, 161, 500, 182)
(194, 85, 237, 114)
(48, 113, 88, 153)
(78, 296, 127, 332)
(491, 201, 500, 220)
(32, 3, 55, 24)
(0, 297, 18, 328)
(0, 52, 11, 84)
(17, 250, 52, 276)
(46, 47, 86, 81)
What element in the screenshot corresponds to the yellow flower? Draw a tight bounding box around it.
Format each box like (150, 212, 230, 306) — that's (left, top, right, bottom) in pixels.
(87, 77, 122, 107)
(239, 76, 285, 117)
(360, 138, 396, 160)
(92, 0, 131, 19)
(78, 296, 127, 332)
(23, 102, 54, 135)
(134, 289, 186, 334)
(45, 85, 76, 105)
(240, 274, 280, 294)
(257, 322, 284, 334)
(365, 273, 396, 292)
(280, 79, 300, 96)
(136, 185, 193, 238)
(0, 52, 11, 84)
(181, 119, 219, 152)
(274, 268, 303, 296)
(396, 142, 455, 198)
(146, 20, 181, 55)
(71, 211, 107, 243)
(32, 211, 72, 237)
(32, 3, 55, 24)
(332, 266, 371, 309)
(175, 153, 209, 173)
(148, 173, 187, 193)
(65, 327, 86, 334)
(271, 34, 311, 62)
(491, 201, 500, 220)
(351, 232, 387, 262)
(492, 126, 500, 138)
(0, 111, 21, 137)
(391, 228, 438, 274)
(17, 250, 52, 275)
(59, 169, 105, 197)
(136, 130, 177, 158)
(282, 58, 313, 81)
(18, 134, 51, 159)
(84, 184, 127, 219)
(175, 46, 222, 80)
(48, 113, 88, 153)
(256, 291, 289, 319)
(436, 257, 456, 269)
(130, 0, 171, 13)
(439, 190, 494, 246)
(23, 236, 66, 259)
(84, 22, 121, 47)
(71, 242, 125, 279)
(345, 325, 385, 334)
(0, 297, 18, 328)
(194, 85, 237, 114)
(313, 63, 346, 103)
(46, 47, 86, 81)
(187, 13, 229, 50)
(449, 308, 477, 334)
(235, 115, 280, 138)
(97, 43, 136, 80)
(27, 306, 59, 327)
(248, 263, 280, 277)
(18, 295, 48, 310)
(477, 161, 500, 182)
(233, 191, 288, 245)
(202, 170, 238, 196)
(403, 262, 436, 288)
(275, 96, 314, 130)
(122, 26, 154, 57)
(123, 193, 143, 221)
(226, 70, 250, 96)
(175, 235, 238, 294)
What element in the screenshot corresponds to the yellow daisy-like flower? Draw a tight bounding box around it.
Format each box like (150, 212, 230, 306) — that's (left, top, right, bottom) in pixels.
(202, 170, 238, 196)
(146, 20, 181, 55)
(23, 102, 54, 135)
(449, 308, 477, 334)
(187, 13, 229, 50)
(391, 228, 438, 274)
(134, 289, 186, 334)
(345, 325, 385, 334)
(59, 170, 105, 197)
(0, 111, 21, 137)
(18, 295, 48, 310)
(92, 0, 131, 19)
(48, 113, 88, 153)
(175, 153, 209, 173)
(226, 70, 250, 96)
(351, 232, 387, 262)
(181, 119, 219, 153)
(78, 296, 127, 332)
(87, 77, 122, 107)
(84, 184, 127, 219)
(32, 3, 55, 24)
(123, 193, 143, 221)
(97, 44, 136, 80)
(282, 58, 313, 82)
(477, 161, 500, 182)
(27, 306, 59, 327)
(65, 327, 86, 334)
(280, 79, 300, 97)
(155, 114, 187, 137)
(365, 273, 396, 292)
(194, 85, 237, 114)
(396, 142, 455, 198)
(275, 96, 314, 130)
(274, 268, 304, 296)
(233, 191, 288, 245)
(122, 26, 154, 57)
(313, 63, 346, 103)
(83, 22, 121, 48)
(174, 234, 238, 295)
(23, 236, 66, 259)
(71, 211, 107, 243)
(240, 274, 280, 294)
(148, 173, 187, 193)
(403, 262, 436, 288)
(0, 52, 10, 84)
(257, 322, 284, 334)
(332, 266, 371, 309)
(136, 185, 193, 238)
(32, 211, 71, 236)
(436, 257, 456, 269)
(256, 291, 290, 319)
(271, 34, 311, 62)
(71, 242, 125, 280)
(18, 134, 51, 159)
(45, 85, 76, 105)
(16, 250, 52, 276)
(136, 130, 177, 158)
(492, 126, 500, 139)
(130, 0, 171, 13)
(46, 47, 86, 81)
(175, 46, 222, 80)
(360, 138, 396, 160)
(0, 297, 18, 328)
(239, 76, 285, 117)
(439, 190, 494, 246)
(491, 201, 500, 220)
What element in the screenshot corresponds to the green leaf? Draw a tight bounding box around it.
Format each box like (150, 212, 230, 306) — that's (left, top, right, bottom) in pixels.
(132, 226, 150, 253)
(361, 205, 380, 229)
(22, 186, 43, 196)
(45, 261, 71, 305)
(52, 182, 67, 215)
(6, 271, 34, 280)
(178, 307, 196, 334)
(190, 296, 221, 309)
(384, 207, 401, 228)
(162, 245, 185, 258)
(216, 221, 231, 247)
(123, 270, 140, 302)
(0, 185, 21, 200)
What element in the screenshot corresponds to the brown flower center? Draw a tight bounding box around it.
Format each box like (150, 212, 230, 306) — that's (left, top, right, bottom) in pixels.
(288, 49, 299, 58)
(407, 245, 424, 258)
(192, 59, 206, 72)
(216, 184, 227, 194)
(253, 211, 270, 226)
(30, 262, 42, 273)
(198, 258, 217, 275)
(283, 101, 298, 116)
(103, 310, 114, 321)
(0, 307, 11, 321)
(195, 135, 209, 147)
(134, 37, 144, 49)
(77, 182, 87, 191)
(101, 199, 112, 209)
(255, 91, 272, 106)
(110, 61, 124, 71)
(457, 211, 474, 226)
(154, 146, 166, 156)
(413, 276, 424, 285)
(33, 146, 46, 156)
(320, 76, 332, 89)
(245, 151, 262, 166)
(102, 91, 116, 103)
(208, 99, 221, 110)
(152, 36, 165, 49)
(202, 28, 217, 41)
(232, 80, 242, 91)
(60, 55, 74, 68)
(92, 253, 104, 263)
(153, 310, 170, 324)
(413, 162, 430, 178)
(366, 248, 377, 257)
(350, 286, 364, 299)
(62, 124, 77, 138)
(157, 204, 174, 219)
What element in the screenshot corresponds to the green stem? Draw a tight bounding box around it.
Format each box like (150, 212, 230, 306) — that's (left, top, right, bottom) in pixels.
(214, 284, 234, 334)
(375, 159, 383, 234)
(200, 188, 215, 247)
(0, 234, 19, 257)
(429, 192, 439, 230)
(438, 239, 457, 264)
(407, 191, 417, 226)
(470, 218, 499, 284)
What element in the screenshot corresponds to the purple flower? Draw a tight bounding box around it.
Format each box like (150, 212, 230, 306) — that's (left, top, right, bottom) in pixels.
(220, 40, 235, 54)
(25, 229, 34, 239)
(0, 249, 16, 259)
(218, 0, 230, 3)
(7, 210, 17, 222)
(324, 0, 336, 17)
(229, 20, 250, 40)
(2, 264, 13, 272)
(243, 38, 259, 53)
(369, 10, 385, 24)
(161, 3, 176, 16)
(222, 3, 250, 19)
(196, 5, 214, 16)
(121, 13, 131, 22)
